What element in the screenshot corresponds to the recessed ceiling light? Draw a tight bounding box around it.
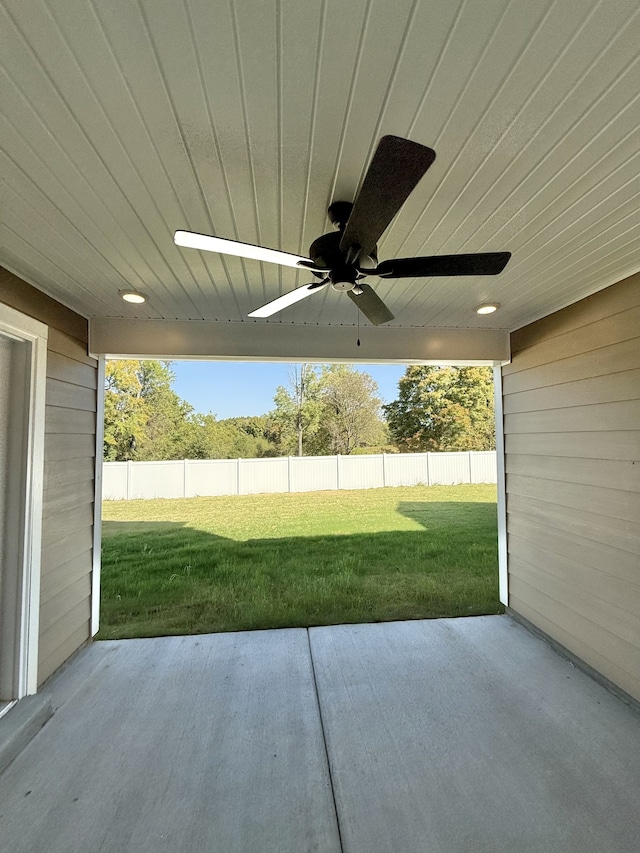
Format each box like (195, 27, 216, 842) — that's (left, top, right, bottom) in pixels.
(120, 291, 147, 304)
(475, 302, 500, 315)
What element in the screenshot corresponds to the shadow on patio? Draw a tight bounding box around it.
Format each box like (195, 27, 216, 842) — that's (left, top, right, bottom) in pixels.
(1, 615, 639, 852)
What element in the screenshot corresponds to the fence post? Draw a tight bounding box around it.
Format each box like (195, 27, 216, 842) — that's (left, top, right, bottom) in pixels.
(426, 452, 432, 486)
(468, 450, 473, 484)
(382, 453, 387, 487)
(237, 457, 241, 495)
(336, 454, 341, 490)
(183, 459, 189, 498)
(288, 456, 292, 493)
(126, 459, 132, 500)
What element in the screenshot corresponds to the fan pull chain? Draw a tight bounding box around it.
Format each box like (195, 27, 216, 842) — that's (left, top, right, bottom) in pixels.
(357, 301, 361, 347)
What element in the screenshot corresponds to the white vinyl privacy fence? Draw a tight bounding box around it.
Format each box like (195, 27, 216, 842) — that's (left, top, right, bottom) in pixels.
(103, 451, 497, 500)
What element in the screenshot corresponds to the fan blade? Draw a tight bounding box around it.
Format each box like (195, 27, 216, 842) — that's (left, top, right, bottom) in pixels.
(347, 283, 394, 326)
(340, 136, 436, 260)
(375, 252, 511, 278)
(174, 230, 322, 270)
(248, 279, 329, 318)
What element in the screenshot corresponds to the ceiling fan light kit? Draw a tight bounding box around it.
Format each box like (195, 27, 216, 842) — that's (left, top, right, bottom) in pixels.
(175, 135, 511, 326)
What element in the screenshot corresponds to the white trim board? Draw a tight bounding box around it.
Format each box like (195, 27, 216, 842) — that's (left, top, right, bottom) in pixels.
(91, 355, 105, 636)
(493, 365, 508, 607)
(90, 318, 510, 364)
(0, 304, 48, 699)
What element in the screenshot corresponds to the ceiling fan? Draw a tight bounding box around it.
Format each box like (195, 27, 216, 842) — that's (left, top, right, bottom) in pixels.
(174, 135, 510, 325)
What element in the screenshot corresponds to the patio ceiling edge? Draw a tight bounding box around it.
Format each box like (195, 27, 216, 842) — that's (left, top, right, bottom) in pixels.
(89, 318, 510, 365)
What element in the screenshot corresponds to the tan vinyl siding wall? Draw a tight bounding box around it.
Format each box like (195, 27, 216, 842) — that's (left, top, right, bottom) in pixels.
(0, 268, 97, 684)
(503, 274, 640, 702)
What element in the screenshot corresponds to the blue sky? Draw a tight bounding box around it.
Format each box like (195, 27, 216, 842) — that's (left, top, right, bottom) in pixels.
(171, 361, 407, 420)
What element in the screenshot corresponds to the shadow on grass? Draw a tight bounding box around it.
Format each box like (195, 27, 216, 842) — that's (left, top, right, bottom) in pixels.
(396, 500, 498, 531)
(99, 502, 501, 640)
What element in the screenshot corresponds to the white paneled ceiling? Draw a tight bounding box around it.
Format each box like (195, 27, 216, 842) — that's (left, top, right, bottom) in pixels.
(1, 0, 639, 342)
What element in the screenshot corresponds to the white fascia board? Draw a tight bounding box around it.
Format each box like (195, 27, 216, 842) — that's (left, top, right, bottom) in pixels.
(90, 319, 510, 365)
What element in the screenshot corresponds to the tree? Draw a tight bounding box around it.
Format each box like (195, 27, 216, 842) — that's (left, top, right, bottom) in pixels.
(135, 361, 194, 460)
(270, 365, 323, 456)
(184, 415, 279, 459)
(310, 365, 387, 455)
(103, 360, 149, 461)
(104, 360, 193, 460)
(383, 366, 495, 452)
(221, 416, 280, 456)
(270, 364, 388, 456)
(104, 359, 391, 461)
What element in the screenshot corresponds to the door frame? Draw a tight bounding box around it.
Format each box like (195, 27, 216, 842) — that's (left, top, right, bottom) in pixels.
(0, 303, 47, 700)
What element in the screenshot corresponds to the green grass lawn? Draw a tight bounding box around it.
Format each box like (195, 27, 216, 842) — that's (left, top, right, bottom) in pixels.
(98, 484, 502, 639)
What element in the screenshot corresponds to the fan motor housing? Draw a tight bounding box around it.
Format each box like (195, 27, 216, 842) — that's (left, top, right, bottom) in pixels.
(308, 230, 378, 288)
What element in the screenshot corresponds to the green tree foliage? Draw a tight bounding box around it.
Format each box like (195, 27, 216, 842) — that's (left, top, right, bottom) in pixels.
(106, 359, 493, 462)
(104, 360, 194, 461)
(270, 365, 324, 456)
(104, 360, 279, 461)
(135, 361, 195, 460)
(221, 416, 281, 457)
(383, 366, 495, 452)
(184, 415, 279, 459)
(310, 365, 388, 455)
(270, 364, 388, 456)
(103, 360, 149, 461)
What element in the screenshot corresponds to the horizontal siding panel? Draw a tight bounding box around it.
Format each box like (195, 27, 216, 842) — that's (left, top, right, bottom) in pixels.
(509, 557, 640, 644)
(38, 618, 91, 687)
(502, 337, 640, 395)
(505, 453, 640, 492)
(43, 478, 94, 515)
(507, 493, 640, 556)
(46, 377, 96, 411)
(507, 519, 638, 582)
(47, 327, 95, 365)
(506, 473, 640, 524)
(508, 544, 639, 615)
(42, 503, 94, 546)
(508, 593, 640, 703)
(510, 578, 639, 675)
(40, 549, 92, 601)
(503, 369, 640, 414)
(511, 275, 640, 354)
(504, 431, 639, 462)
(45, 405, 95, 435)
(41, 527, 93, 575)
(47, 350, 98, 389)
(39, 574, 92, 635)
(38, 597, 91, 653)
(503, 306, 640, 375)
(505, 279, 640, 704)
(504, 400, 640, 434)
(44, 433, 96, 462)
(44, 457, 95, 489)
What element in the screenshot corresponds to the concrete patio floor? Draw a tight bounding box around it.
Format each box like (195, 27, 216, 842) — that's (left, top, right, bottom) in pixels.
(1, 615, 639, 852)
